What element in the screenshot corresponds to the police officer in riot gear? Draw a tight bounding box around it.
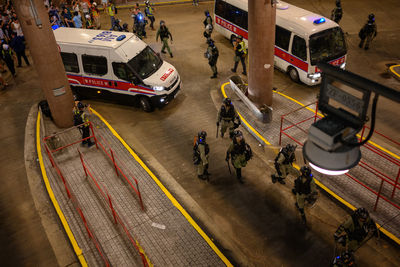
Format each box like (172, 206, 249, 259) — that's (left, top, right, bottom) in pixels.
(205, 38, 219, 78)
(334, 207, 378, 252)
(293, 166, 317, 224)
(74, 102, 94, 147)
(193, 131, 210, 180)
(330, 0, 343, 24)
(217, 98, 240, 138)
(203, 10, 213, 28)
(231, 35, 247, 75)
(358, 13, 377, 50)
(226, 130, 252, 184)
(156, 20, 173, 57)
(271, 144, 300, 184)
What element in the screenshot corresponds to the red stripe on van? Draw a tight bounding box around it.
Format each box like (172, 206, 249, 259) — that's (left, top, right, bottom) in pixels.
(215, 16, 248, 40)
(315, 56, 345, 72)
(67, 74, 156, 95)
(274, 47, 308, 72)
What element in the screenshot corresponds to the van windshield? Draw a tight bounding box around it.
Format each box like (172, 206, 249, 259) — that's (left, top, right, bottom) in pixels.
(127, 46, 162, 79)
(309, 27, 347, 66)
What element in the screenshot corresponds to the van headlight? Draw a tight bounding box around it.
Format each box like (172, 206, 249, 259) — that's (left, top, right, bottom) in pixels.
(340, 63, 346, 69)
(152, 86, 165, 91)
(307, 72, 321, 79)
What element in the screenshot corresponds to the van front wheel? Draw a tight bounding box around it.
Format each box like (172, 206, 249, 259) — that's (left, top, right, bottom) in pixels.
(139, 96, 153, 112)
(288, 67, 300, 83)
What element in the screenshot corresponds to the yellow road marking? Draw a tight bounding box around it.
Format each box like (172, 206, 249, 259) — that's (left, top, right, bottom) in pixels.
(221, 83, 400, 245)
(389, 64, 400, 79)
(36, 112, 88, 267)
(90, 108, 233, 267)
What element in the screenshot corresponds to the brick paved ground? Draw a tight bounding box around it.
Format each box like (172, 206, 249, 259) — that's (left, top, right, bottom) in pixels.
(40, 112, 225, 266)
(225, 83, 400, 242)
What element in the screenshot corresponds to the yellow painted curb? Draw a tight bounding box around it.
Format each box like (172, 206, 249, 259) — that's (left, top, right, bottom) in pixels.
(389, 64, 400, 79)
(36, 112, 88, 267)
(90, 108, 233, 267)
(221, 83, 400, 246)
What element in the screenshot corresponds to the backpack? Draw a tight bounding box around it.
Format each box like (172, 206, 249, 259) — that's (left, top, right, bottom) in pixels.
(73, 111, 84, 126)
(244, 143, 252, 161)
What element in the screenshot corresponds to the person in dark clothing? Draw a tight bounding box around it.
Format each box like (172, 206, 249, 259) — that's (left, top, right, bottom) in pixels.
(2, 43, 16, 77)
(156, 20, 173, 57)
(205, 38, 218, 78)
(358, 13, 377, 50)
(9, 32, 29, 67)
(330, 0, 343, 23)
(226, 130, 252, 184)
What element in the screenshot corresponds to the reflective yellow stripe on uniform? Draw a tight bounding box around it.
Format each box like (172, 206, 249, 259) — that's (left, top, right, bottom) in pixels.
(238, 41, 246, 54)
(108, 5, 114, 16)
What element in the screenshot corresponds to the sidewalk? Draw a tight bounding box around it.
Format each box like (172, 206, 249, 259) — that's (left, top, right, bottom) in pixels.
(38, 109, 229, 266)
(222, 82, 400, 245)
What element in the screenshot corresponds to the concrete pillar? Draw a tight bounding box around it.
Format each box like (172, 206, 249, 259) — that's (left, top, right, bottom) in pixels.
(14, 0, 74, 128)
(248, 0, 276, 107)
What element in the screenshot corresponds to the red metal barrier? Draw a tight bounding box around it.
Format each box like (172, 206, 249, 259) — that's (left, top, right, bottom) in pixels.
(279, 101, 400, 213)
(43, 141, 111, 267)
(78, 150, 150, 267)
(96, 134, 145, 211)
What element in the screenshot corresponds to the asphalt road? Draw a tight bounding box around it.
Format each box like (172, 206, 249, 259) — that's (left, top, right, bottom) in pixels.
(0, 0, 399, 266)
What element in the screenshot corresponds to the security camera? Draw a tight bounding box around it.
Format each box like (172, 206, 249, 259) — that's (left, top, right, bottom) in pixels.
(303, 63, 400, 175)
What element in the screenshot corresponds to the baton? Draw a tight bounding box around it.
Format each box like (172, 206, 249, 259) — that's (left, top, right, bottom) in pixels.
(227, 160, 232, 174)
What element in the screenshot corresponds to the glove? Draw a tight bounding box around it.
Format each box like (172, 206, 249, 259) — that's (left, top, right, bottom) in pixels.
(217, 121, 220, 127)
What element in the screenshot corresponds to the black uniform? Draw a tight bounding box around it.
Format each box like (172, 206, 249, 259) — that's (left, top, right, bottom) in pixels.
(359, 16, 377, 50)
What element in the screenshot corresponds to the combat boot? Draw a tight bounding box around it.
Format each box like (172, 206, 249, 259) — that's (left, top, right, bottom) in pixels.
(278, 178, 286, 184)
(271, 174, 277, 183)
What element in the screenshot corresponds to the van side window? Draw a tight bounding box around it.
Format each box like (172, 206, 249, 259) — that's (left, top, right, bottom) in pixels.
(60, 52, 79, 73)
(215, 0, 248, 30)
(82, 55, 108, 76)
(112, 63, 135, 82)
(292, 35, 307, 61)
(275, 26, 291, 51)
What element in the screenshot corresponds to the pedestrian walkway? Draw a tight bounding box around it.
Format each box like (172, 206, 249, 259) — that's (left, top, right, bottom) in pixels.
(38, 109, 229, 266)
(222, 81, 400, 245)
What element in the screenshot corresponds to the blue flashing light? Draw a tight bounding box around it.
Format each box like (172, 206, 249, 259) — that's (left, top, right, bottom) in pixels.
(138, 13, 143, 21)
(313, 18, 326, 25)
(116, 35, 126, 41)
(52, 25, 60, 30)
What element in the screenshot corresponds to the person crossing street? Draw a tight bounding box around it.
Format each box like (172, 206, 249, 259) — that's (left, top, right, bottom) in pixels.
(217, 98, 240, 138)
(226, 130, 252, 184)
(271, 144, 300, 184)
(156, 20, 173, 58)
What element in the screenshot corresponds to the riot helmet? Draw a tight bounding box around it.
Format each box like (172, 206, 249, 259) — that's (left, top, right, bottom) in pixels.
(145, 0, 150, 6)
(198, 131, 207, 143)
(77, 102, 84, 110)
(85, 14, 91, 20)
(233, 129, 243, 139)
(336, 0, 341, 7)
(285, 144, 297, 153)
(207, 38, 214, 46)
(223, 97, 232, 106)
(300, 166, 312, 177)
(204, 10, 210, 17)
(160, 20, 165, 26)
(205, 24, 212, 32)
(354, 207, 369, 221)
(368, 13, 375, 22)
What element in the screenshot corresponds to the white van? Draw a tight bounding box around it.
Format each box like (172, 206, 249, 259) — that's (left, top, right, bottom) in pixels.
(53, 28, 181, 111)
(214, 0, 347, 85)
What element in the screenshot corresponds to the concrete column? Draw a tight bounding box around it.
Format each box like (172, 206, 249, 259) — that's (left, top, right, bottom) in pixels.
(14, 0, 74, 128)
(248, 0, 276, 107)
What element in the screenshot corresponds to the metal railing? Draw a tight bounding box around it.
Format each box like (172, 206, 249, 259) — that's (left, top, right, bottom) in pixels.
(78, 150, 151, 266)
(279, 101, 400, 213)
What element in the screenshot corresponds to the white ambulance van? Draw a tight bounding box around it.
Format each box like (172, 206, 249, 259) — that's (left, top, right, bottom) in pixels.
(53, 28, 181, 112)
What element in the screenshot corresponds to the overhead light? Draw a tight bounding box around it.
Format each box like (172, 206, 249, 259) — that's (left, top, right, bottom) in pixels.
(303, 139, 360, 175)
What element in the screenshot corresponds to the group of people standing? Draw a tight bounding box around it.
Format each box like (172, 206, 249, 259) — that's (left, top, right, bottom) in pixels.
(0, 1, 30, 88)
(193, 98, 251, 184)
(331, 0, 378, 50)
